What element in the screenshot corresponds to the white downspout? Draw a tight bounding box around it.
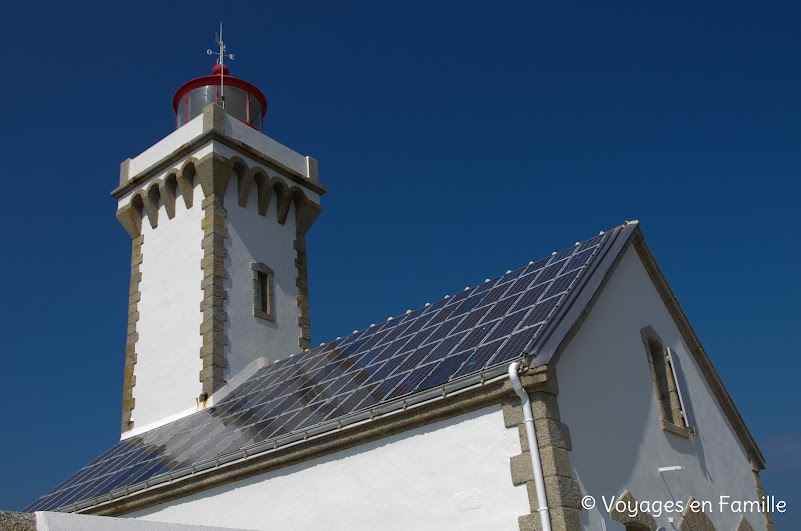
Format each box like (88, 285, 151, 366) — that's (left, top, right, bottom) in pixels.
(509, 362, 552, 531)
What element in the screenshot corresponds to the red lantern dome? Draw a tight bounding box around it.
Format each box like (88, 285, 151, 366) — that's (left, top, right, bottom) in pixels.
(173, 65, 268, 130)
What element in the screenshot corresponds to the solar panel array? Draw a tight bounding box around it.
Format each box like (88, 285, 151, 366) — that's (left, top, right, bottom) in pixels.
(27, 231, 610, 512)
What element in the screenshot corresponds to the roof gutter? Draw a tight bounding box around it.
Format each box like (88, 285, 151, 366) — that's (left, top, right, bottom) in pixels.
(509, 362, 552, 531)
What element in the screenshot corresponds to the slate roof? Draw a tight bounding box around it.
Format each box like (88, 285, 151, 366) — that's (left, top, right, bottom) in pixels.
(27, 223, 636, 513)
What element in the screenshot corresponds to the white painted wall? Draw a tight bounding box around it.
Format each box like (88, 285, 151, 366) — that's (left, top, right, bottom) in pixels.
(36, 511, 245, 531)
(119, 108, 323, 435)
(125, 406, 530, 530)
(557, 247, 765, 530)
(224, 116, 312, 180)
(127, 115, 205, 178)
(133, 183, 205, 428)
(120, 141, 320, 209)
(223, 174, 302, 377)
(120, 129, 321, 433)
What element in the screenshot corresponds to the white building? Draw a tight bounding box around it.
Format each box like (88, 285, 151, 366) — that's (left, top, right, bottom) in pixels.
(15, 62, 773, 531)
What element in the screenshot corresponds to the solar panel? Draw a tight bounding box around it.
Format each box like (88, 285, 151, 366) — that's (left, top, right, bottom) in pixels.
(26, 229, 611, 512)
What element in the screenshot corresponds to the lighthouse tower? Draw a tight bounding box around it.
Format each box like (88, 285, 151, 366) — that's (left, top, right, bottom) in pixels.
(113, 57, 324, 436)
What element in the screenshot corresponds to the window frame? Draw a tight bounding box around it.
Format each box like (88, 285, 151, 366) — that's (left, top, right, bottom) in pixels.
(251, 262, 275, 322)
(640, 326, 692, 438)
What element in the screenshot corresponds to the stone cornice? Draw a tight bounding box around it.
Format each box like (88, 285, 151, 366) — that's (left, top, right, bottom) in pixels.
(112, 129, 326, 200)
(115, 153, 321, 239)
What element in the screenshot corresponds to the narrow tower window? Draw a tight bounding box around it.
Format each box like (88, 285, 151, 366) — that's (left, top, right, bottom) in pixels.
(251, 263, 275, 321)
(641, 326, 691, 438)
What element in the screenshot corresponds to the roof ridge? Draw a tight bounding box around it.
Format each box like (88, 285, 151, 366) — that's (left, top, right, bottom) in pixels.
(302, 224, 621, 361)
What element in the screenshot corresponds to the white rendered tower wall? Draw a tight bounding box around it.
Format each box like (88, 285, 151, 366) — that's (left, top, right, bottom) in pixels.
(114, 104, 323, 435)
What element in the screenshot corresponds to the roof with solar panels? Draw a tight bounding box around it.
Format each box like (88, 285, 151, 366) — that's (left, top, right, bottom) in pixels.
(29, 221, 643, 513)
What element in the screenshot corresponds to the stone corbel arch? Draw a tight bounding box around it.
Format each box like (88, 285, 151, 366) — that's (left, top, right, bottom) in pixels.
(230, 157, 251, 208)
(177, 158, 197, 209)
(678, 496, 717, 531)
(196, 152, 233, 201)
(274, 179, 292, 225)
(144, 183, 161, 229)
(253, 170, 273, 216)
(116, 192, 144, 238)
(162, 173, 178, 220)
(296, 198, 322, 234)
(608, 490, 657, 531)
(282, 186, 309, 228)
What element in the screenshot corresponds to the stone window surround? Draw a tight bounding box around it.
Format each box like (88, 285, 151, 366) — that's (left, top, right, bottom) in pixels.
(640, 326, 692, 439)
(677, 495, 717, 531)
(251, 262, 275, 322)
(607, 490, 657, 530)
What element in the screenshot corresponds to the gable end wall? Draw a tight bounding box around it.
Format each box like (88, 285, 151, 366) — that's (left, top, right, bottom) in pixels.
(555, 246, 767, 530)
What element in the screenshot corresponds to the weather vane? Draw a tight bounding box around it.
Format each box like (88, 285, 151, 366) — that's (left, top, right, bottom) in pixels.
(206, 22, 234, 108)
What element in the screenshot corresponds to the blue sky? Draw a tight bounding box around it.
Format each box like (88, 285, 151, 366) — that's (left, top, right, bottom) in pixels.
(0, 0, 798, 527)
